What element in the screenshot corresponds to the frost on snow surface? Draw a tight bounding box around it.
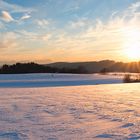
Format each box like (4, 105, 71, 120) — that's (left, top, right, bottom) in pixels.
(0, 83, 140, 139)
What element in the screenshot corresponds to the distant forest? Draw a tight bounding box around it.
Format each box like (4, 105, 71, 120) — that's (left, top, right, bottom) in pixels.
(0, 60, 140, 74)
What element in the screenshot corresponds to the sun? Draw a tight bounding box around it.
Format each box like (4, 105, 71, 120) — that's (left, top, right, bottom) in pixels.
(124, 42, 140, 61)
(122, 27, 140, 61)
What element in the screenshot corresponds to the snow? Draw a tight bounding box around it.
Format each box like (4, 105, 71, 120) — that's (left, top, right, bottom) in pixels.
(0, 73, 122, 87)
(0, 82, 140, 139)
(0, 73, 140, 139)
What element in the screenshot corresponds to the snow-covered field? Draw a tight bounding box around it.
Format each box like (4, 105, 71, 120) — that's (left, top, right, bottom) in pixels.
(0, 73, 122, 87)
(0, 74, 140, 140)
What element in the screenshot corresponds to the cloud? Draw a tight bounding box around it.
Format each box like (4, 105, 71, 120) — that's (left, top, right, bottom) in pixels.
(1, 1, 140, 63)
(0, 11, 31, 24)
(60, 0, 80, 14)
(20, 14, 31, 20)
(0, 0, 34, 13)
(0, 32, 19, 49)
(129, 2, 140, 12)
(0, 0, 34, 23)
(0, 21, 4, 29)
(9, 0, 140, 63)
(41, 34, 51, 41)
(42, 1, 140, 62)
(36, 19, 49, 27)
(15, 30, 51, 41)
(70, 19, 86, 28)
(1, 11, 14, 22)
(15, 30, 38, 40)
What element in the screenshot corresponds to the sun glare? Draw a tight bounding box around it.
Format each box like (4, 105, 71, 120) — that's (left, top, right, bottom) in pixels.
(123, 28, 140, 61)
(124, 43, 140, 60)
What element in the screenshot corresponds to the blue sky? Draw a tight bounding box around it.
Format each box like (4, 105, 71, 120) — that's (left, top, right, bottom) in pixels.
(0, 0, 140, 64)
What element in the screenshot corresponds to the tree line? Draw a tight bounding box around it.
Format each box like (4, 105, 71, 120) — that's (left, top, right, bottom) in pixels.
(0, 60, 140, 74)
(0, 62, 87, 74)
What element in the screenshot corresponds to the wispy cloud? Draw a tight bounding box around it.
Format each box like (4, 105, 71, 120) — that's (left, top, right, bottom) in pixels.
(70, 18, 87, 28)
(20, 14, 31, 20)
(0, 0, 34, 23)
(0, 0, 34, 13)
(0, 11, 31, 23)
(41, 34, 51, 41)
(14, 30, 51, 41)
(62, 0, 81, 14)
(0, 32, 19, 49)
(43, 1, 140, 62)
(129, 1, 140, 12)
(1, 11, 14, 22)
(36, 19, 50, 27)
(0, 21, 4, 29)
(1, 1, 140, 63)
(15, 30, 38, 40)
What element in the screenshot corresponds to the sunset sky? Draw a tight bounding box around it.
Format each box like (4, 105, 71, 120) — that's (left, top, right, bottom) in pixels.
(0, 0, 140, 64)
